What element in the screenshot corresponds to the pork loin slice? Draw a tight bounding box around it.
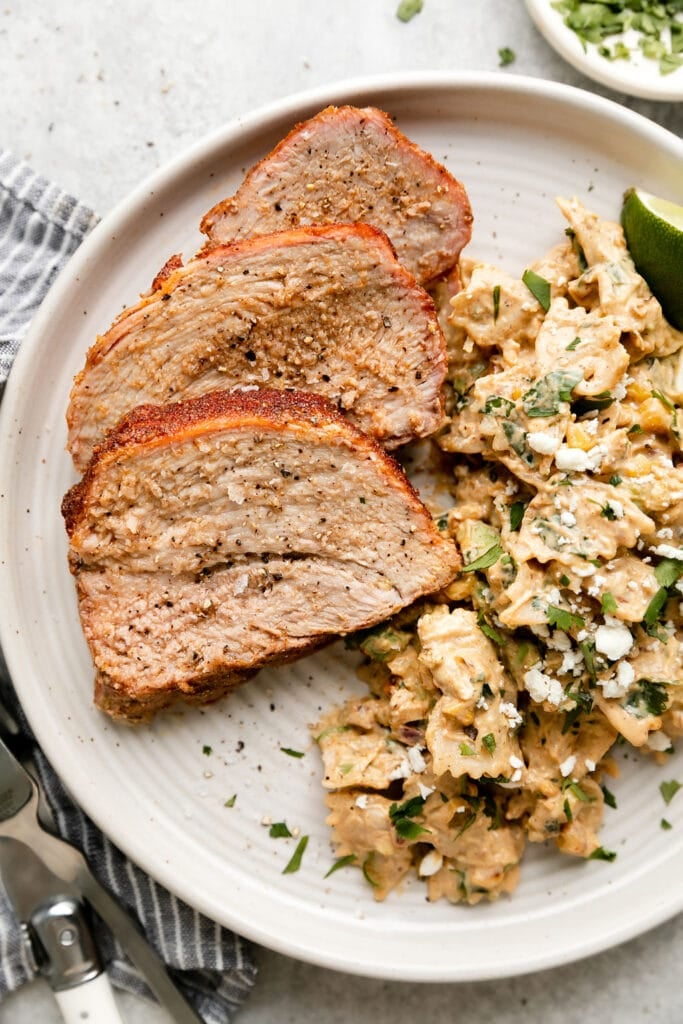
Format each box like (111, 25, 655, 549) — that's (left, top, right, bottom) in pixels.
(62, 388, 461, 722)
(200, 105, 473, 285)
(67, 223, 446, 472)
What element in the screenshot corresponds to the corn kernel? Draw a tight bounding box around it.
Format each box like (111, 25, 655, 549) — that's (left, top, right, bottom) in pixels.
(626, 381, 651, 403)
(566, 423, 593, 450)
(621, 454, 651, 477)
(442, 577, 476, 601)
(638, 398, 671, 435)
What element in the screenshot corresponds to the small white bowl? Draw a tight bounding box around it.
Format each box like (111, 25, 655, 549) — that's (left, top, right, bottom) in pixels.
(526, 0, 683, 101)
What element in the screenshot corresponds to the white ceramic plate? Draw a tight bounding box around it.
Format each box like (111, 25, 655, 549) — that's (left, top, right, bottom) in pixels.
(526, 0, 683, 100)
(1, 73, 683, 982)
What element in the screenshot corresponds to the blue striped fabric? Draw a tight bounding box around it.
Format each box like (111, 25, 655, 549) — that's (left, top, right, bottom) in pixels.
(0, 151, 256, 1020)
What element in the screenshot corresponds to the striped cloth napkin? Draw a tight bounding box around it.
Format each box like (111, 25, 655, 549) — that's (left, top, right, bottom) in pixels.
(0, 148, 256, 1021)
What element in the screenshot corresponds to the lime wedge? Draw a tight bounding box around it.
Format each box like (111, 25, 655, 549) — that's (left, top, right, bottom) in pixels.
(621, 188, 683, 330)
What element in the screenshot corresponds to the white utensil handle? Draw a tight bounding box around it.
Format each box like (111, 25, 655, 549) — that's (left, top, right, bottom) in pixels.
(55, 973, 125, 1024)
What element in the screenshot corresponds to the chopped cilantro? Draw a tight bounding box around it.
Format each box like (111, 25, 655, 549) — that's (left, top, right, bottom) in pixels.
(395, 818, 431, 841)
(565, 226, 588, 271)
(483, 792, 503, 830)
(457, 811, 478, 837)
(477, 612, 504, 646)
(459, 742, 476, 756)
(358, 625, 411, 662)
(324, 854, 357, 878)
(282, 835, 309, 874)
(389, 796, 430, 840)
(559, 573, 571, 586)
(652, 388, 675, 411)
(660, 779, 681, 806)
(599, 40, 630, 59)
(436, 514, 449, 531)
(462, 542, 504, 573)
(601, 785, 617, 809)
(202, 745, 212, 756)
(315, 724, 351, 743)
(483, 394, 515, 417)
(562, 779, 593, 803)
(565, 336, 582, 351)
(588, 846, 617, 862)
(661, 818, 673, 830)
(609, 474, 622, 486)
(628, 423, 644, 435)
(655, 557, 683, 590)
(643, 587, 670, 630)
(522, 269, 552, 312)
(573, 391, 614, 415)
(280, 747, 305, 758)
(390, 796, 425, 818)
(509, 500, 527, 532)
(642, 559, 683, 637)
(269, 822, 293, 838)
(224, 794, 237, 808)
(493, 284, 501, 321)
(601, 592, 618, 614)
(600, 502, 618, 521)
(396, 0, 423, 21)
(581, 638, 598, 688)
(362, 853, 379, 888)
(661, 51, 683, 74)
(522, 370, 582, 418)
(503, 420, 533, 464)
(626, 681, 669, 718)
(562, 689, 593, 734)
(552, 0, 683, 76)
(563, 798, 573, 822)
(482, 733, 497, 755)
(547, 604, 585, 632)
(498, 46, 516, 66)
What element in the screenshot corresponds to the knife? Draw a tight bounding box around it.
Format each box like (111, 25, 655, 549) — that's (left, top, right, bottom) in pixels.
(0, 732, 204, 1023)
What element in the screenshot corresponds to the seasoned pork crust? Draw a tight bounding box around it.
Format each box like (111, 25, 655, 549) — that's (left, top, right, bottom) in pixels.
(62, 388, 461, 722)
(67, 223, 447, 471)
(200, 105, 473, 285)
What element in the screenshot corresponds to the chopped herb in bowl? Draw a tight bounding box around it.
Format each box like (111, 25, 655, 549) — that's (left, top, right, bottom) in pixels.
(552, 0, 683, 76)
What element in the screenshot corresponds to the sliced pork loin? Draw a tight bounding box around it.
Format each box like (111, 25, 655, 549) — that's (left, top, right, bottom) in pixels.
(200, 105, 473, 285)
(67, 223, 446, 472)
(62, 388, 461, 722)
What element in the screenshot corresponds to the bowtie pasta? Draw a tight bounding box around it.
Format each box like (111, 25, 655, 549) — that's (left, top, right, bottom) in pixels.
(314, 197, 683, 904)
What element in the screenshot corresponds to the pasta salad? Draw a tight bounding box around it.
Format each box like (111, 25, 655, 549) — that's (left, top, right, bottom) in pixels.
(314, 197, 683, 904)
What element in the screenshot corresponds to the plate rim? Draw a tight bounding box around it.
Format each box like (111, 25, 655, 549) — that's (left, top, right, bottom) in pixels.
(2, 70, 683, 982)
(525, 0, 683, 101)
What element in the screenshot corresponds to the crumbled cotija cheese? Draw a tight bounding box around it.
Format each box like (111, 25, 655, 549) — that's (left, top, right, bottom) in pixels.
(524, 665, 564, 706)
(651, 544, 683, 560)
(600, 659, 635, 699)
(407, 746, 427, 774)
(648, 732, 672, 752)
(528, 430, 561, 455)
(595, 618, 633, 661)
(500, 701, 523, 729)
(418, 850, 443, 877)
(555, 446, 591, 472)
